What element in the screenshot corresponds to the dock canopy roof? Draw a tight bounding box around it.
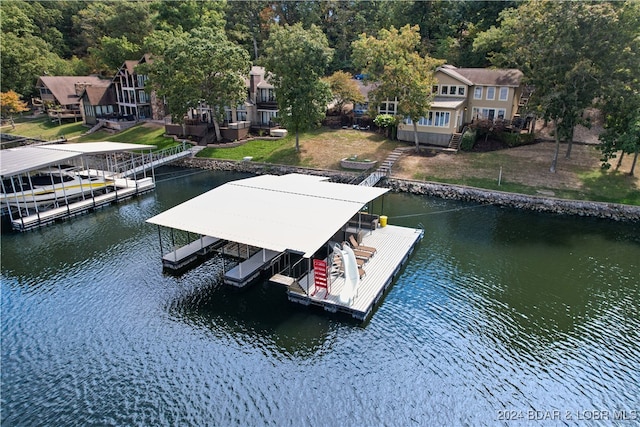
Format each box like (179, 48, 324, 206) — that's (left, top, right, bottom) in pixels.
(0, 142, 156, 177)
(147, 174, 389, 258)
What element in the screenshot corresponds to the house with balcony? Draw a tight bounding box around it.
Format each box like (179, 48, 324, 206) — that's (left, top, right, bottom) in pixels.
(112, 54, 165, 121)
(396, 65, 527, 147)
(164, 66, 281, 144)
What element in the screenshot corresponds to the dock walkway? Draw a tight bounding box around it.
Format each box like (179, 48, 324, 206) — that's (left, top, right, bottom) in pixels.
(224, 248, 280, 287)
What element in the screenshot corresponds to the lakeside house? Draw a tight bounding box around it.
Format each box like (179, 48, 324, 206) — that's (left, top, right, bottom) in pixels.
(35, 75, 112, 121)
(355, 65, 530, 148)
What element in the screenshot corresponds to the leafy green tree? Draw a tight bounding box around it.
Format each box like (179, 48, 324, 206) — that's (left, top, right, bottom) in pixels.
(474, 1, 625, 172)
(597, 2, 640, 176)
(225, 0, 271, 60)
(152, 0, 226, 33)
(87, 36, 142, 75)
(322, 71, 364, 113)
(141, 27, 250, 141)
(261, 23, 334, 152)
(352, 24, 443, 152)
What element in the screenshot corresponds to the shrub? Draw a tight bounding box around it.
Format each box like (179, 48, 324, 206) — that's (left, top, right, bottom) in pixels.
(460, 129, 477, 151)
(499, 131, 535, 147)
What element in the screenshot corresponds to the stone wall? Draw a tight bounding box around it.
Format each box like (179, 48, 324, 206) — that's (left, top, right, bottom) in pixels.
(175, 157, 640, 222)
(385, 178, 640, 222)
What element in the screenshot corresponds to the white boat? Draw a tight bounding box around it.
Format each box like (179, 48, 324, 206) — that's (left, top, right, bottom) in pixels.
(1, 168, 112, 210)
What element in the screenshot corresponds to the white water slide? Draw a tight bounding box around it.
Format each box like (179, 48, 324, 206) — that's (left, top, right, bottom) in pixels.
(335, 243, 360, 305)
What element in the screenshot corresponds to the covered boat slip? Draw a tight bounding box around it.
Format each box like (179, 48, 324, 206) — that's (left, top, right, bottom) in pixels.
(147, 173, 423, 320)
(1, 142, 156, 231)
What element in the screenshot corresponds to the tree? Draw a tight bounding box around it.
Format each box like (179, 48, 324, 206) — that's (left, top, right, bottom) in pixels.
(141, 27, 250, 142)
(474, 1, 624, 172)
(322, 71, 364, 114)
(352, 25, 443, 152)
(152, 0, 226, 33)
(87, 36, 142, 75)
(261, 23, 334, 152)
(1, 90, 29, 128)
(597, 2, 640, 177)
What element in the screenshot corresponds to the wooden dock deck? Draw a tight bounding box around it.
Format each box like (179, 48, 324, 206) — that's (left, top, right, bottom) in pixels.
(286, 224, 423, 321)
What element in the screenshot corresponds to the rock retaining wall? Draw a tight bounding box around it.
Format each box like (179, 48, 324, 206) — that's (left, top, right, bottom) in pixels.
(385, 178, 640, 222)
(176, 157, 640, 222)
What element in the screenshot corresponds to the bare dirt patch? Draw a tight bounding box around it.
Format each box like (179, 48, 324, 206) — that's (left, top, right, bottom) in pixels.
(393, 142, 605, 192)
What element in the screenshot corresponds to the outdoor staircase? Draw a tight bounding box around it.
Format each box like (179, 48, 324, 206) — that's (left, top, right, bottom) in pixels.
(447, 132, 462, 152)
(359, 147, 408, 186)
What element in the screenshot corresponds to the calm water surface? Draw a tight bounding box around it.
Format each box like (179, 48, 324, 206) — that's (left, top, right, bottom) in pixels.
(2, 167, 639, 426)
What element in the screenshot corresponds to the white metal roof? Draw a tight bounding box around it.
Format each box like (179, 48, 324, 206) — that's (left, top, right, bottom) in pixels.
(42, 142, 156, 154)
(147, 174, 388, 258)
(0, 142, 156, 177)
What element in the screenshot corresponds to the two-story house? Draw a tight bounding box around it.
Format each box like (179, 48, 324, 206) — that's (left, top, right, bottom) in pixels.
(396, 65, 525, 147)
(35, 75, 111, 121)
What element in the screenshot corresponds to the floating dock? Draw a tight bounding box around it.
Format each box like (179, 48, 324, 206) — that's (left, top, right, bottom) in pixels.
(284, 224, 423, 321)
(147, 173, 423, 321)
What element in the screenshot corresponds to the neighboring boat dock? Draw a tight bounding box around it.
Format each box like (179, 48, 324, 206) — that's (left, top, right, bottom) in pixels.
(0, 142, 173, 231)
(147, 173, 424, 321)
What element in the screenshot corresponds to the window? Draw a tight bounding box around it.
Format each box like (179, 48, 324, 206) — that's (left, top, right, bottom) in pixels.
(432, 85, 439, 94)
(499, 87, 508, 101)
(379, 101, 396, 115)
(458, 87, 465, 96)
(474, 87, 483, 99)
(434, 111, 450, 127)
(418, 116, 428, 126)
(449, 86, 457, 95)
(441, 86, 448, 95)
(237, 110, 247, 121)
(404, 117, 413, 125)
(473, 107, 506, 121)
(486, 87, 496, 100)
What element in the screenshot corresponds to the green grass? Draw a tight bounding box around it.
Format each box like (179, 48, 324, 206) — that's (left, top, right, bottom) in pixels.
(579, 169, 640, 205)
(1, 116, 87, 140)
(414, 173, 640, 205)
(79, 125, 179, 151)
(3, 117, 178, 151)
(197, 137, 294, 162)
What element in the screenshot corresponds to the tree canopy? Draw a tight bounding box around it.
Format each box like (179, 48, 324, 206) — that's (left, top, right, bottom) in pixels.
(261, 23, 334, 151)
(140, 27, 250, 141)
(352, 25, 443, 151)
(474, 0, 634, 172)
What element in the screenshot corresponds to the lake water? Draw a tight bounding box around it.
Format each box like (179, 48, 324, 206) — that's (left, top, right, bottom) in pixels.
(2, 167, 639, 426)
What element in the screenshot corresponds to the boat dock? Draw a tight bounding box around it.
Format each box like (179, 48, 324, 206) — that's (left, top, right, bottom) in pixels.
(11, 177, 155, 231)
(1, 142, 158, 231)
(147, 173, 423, 322)
(284, 224, 423, 321)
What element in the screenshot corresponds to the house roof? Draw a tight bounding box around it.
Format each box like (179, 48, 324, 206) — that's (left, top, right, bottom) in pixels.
(450, 67, 523, 87)
(458, 68, 523, 87)
(146, 173, 388, 258)
(37, 76, 110, 106)
(82, 85, 116, 106)
(431, 97, 466, 109)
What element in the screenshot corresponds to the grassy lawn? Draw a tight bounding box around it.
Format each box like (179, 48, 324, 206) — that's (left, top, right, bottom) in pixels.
(1, 116, 87, 140)
(197, 127, 399, 170)
(396, 142, 640, 205)
(1, 117, 178, 151)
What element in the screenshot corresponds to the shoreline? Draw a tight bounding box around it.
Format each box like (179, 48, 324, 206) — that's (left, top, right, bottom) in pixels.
(177, 157, 640, 222)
